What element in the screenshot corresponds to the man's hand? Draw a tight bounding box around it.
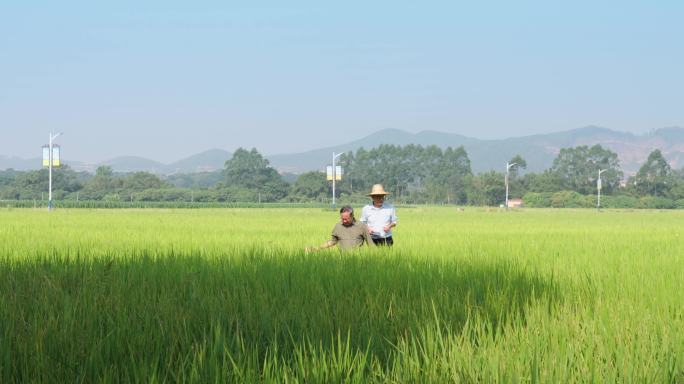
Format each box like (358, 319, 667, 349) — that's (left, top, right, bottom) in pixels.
(306, 241, 335, 253)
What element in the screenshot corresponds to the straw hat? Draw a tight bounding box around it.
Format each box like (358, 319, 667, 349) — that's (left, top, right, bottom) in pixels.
(367, 184, 390, 196)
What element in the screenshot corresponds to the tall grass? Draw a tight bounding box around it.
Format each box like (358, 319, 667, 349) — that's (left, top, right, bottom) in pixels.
(1, 208, 683, 382)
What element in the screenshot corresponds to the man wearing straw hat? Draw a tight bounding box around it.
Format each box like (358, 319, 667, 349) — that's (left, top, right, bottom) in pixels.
(361, 184, 398, 246)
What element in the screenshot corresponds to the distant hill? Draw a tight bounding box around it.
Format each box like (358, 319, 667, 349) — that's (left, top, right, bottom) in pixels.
(167, 149, 232, 174)
(266, 126, 684, 175)
(266, 128, 479, 174)
(93, 149, 232, 174)
(95, 149, 232, 174)
(99, 156, 168, 173)
(3, 128, 684, 175)
(0, 156, 42, 171)
(0, 148, 232, 174)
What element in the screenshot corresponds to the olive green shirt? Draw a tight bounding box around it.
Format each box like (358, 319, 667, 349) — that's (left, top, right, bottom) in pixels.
(330, 221, 375, 250)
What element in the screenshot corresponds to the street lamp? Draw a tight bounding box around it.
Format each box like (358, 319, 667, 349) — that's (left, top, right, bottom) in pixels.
(597, 169, 607, 210)
(47, 132, 63, 211)
(328, 152, 345, 208)
(505, 161, 517, 209)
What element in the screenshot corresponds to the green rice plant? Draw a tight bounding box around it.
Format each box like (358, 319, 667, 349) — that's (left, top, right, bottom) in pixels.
(0, 207, 683, 382)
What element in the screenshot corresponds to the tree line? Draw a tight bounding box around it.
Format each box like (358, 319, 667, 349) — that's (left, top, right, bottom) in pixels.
(2, 145, 684, 208)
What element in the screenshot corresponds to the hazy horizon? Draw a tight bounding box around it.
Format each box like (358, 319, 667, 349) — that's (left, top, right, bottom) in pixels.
(2, 1, 682, 163)
(3, 125, 682, 166)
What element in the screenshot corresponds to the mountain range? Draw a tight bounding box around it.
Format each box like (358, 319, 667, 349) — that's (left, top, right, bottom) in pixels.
(2, 126, 684, 176)
(270, 126, 684, 176)
(0, 148, 233, 175)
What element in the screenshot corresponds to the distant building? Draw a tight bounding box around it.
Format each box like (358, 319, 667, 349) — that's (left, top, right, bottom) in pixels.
(508, 198, 524, 208)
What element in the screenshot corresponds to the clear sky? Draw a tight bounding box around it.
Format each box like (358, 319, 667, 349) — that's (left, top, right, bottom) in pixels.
(1, 1, 682, 163)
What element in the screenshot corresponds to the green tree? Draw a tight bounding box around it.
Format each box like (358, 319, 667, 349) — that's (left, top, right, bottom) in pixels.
(346, 147, 382, 195)
(550, 145, 622, 194)
(523, 171, 564, 193)
(668, 167, 684, 200)
(507, 154, 527, 178)
(80, 166, 122, 200)
(343, 145, 399, 198)
(427, 146, 472, 204)
(633, 149, 673, 197)
(166, 171, 224, 189)
(10, 170, 47, 199)
(5, 166, 82, 200)
(223, 148, 289, 201)
(466, 171, 505, 206)
(343, 144, 472, 204)
(0, 169, 19, 188)
(291, 171, 329, 201)
(335, 152, 355, 195)
(122, 172, 169, 192)
(507, 154, 527, 198)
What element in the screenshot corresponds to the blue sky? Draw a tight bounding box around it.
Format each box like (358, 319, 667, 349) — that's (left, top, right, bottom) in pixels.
(1, 1, 682, 163)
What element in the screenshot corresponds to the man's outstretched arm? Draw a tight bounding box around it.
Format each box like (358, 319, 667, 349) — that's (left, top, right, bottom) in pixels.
(306, 239, 337, 253)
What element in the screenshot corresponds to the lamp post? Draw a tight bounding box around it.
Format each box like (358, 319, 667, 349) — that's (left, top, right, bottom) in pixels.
(505, 162, 517, 210)
(331, 152, 344, 208)
(48, 132, 63, 211)
(597, 169, 606, 210)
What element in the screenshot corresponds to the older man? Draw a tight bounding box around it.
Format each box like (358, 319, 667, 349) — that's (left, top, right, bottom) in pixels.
(361, 184, 397, 246)
(307, 205, 375, 252)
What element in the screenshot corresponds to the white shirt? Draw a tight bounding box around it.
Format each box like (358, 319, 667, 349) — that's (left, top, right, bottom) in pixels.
(360, 202, 397, 239)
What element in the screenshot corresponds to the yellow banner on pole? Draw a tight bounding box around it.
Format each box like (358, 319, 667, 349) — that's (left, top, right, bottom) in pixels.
(42, 146, 50, 166)
(42, 145, 61, 167)
(52, 146, 60, 167)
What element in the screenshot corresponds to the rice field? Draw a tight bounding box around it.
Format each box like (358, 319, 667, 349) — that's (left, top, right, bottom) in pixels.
(1, 207, 683, 382)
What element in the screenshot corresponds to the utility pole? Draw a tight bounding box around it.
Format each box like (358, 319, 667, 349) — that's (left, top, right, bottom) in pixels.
(505, 161, 517, 210)
(47, 132, 63, 211)
(597, 169, 606, 210)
